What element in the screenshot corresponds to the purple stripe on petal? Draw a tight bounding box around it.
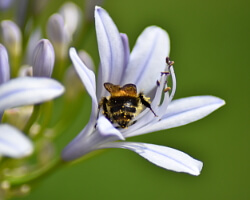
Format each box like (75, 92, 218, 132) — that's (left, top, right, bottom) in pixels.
(121, 26, 170, 95)
(0, 77, 64, 112)
(95, 6, 125, 98)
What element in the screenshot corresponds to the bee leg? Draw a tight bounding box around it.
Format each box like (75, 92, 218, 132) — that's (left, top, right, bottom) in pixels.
(95, 97, 109, 128)
(139, 93, 158, 117)
(131, 120, 137, 125)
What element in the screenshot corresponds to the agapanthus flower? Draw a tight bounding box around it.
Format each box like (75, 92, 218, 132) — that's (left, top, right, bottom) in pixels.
(0, 77, 64, 158)
(62, 6, 225, 176)
(0, 42, 64, 158)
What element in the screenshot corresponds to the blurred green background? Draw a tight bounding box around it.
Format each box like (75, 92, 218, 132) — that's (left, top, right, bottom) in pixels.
(9, 0, 249, 199)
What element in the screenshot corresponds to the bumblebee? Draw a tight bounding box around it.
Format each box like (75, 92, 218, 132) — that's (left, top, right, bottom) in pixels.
(98, 82, 157, 129)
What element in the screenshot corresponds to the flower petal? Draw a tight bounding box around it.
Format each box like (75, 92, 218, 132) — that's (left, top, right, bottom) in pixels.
(127, 96, 225, 137)
(0, 44, 10, 85)
(0, 124, 33, 158)
(69, 48, 98, 107)
(95, 6, 125, 99)
(69, 48, 98, 139)
(100, 142, 202, 176)
(0, 77, 64, 112)
(120, 33, 130, 68)
(62, 116, 124, 161)
(121, 26, 170, 95)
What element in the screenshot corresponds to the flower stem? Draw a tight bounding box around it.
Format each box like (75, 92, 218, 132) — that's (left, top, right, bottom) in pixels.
(23, 104, 41, 134)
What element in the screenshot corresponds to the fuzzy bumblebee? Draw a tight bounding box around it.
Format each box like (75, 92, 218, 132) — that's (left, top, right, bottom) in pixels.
(98, 82, 157, 128)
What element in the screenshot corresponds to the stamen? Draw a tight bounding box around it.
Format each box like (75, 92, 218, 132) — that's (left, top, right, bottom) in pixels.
(161, 71, 170, 76)
(168, 66, 176, 102)
(156, 80, 160, 86)
(166, 57, 175, 67)
(164, 87, 171, 93)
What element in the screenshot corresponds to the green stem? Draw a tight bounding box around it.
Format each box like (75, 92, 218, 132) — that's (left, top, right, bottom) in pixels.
(23, 104, 41, 134)
(36, 101, 53, 137)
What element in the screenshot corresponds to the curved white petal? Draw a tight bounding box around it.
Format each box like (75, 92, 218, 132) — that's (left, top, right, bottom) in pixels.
(95, 6, 125, 99)
(0, 77, 64, 112)
(69, 48, 97, 107)
(62, 116, 124, 161)
(127, 96, 225, 137)
(121, 26, 170, 95)
(0, 124, 33, 158)
(100, 142, 202, 176)
(69, 48, 98, 139)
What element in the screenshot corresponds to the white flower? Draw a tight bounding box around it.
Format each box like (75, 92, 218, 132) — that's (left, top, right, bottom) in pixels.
(62, 6, 225, 176)
(0, 77, 64, 158)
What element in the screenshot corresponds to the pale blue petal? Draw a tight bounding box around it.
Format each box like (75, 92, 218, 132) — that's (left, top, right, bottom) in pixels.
(0, 77, 64, 112)
(62, 116, 124, 161)
(69, 48, 98, 107)
(0, 44, 10, 84)
(100, 142, 202, 176)
(95, 6, 125, 99)
(120, 33, 130, 68)
(0, 124, 33, 158)
(121, 26, 170, 95)
(69, 48, 98, 139)
(126, 96, 225, 137)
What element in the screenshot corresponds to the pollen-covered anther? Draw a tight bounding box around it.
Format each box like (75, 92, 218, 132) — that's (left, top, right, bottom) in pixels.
(164, 87, 171, 93)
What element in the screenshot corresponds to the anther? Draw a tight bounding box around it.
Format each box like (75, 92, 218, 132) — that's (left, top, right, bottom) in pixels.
(164, 87, 171, 93)
(156, 80, 160, 86)
(161, 71, 170, 76)
(166, 57, 174, 67)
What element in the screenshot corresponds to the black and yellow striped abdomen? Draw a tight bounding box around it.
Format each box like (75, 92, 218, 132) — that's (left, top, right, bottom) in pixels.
(98, 82, 156, 129)
(105, 96, 141, 128)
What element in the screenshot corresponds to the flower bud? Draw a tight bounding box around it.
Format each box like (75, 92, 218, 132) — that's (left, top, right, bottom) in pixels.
(0, 20, 22, 57)
(47, 14, 70, 59)
(59, 2, 82, 38)
(32, 39, 55, 77)
(0, 0, 13, 10)
(0, 44, 10, 85)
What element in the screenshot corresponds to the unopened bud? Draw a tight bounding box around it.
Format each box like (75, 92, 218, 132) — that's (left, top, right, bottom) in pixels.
(0, 44, 10, 85)
(0, 0, 13, 10)
(0, 20, 22, 57)
(59, 2, 82, 38)
(32, 39, 55, 77)
(47, 14, 70, 59)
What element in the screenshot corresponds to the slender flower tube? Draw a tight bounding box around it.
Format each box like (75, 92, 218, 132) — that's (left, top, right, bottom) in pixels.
(0, 44, 10, 85)
(62, 7, 225, 176)
(0, 77, 65, 158)
(32, 39, 55, 77)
